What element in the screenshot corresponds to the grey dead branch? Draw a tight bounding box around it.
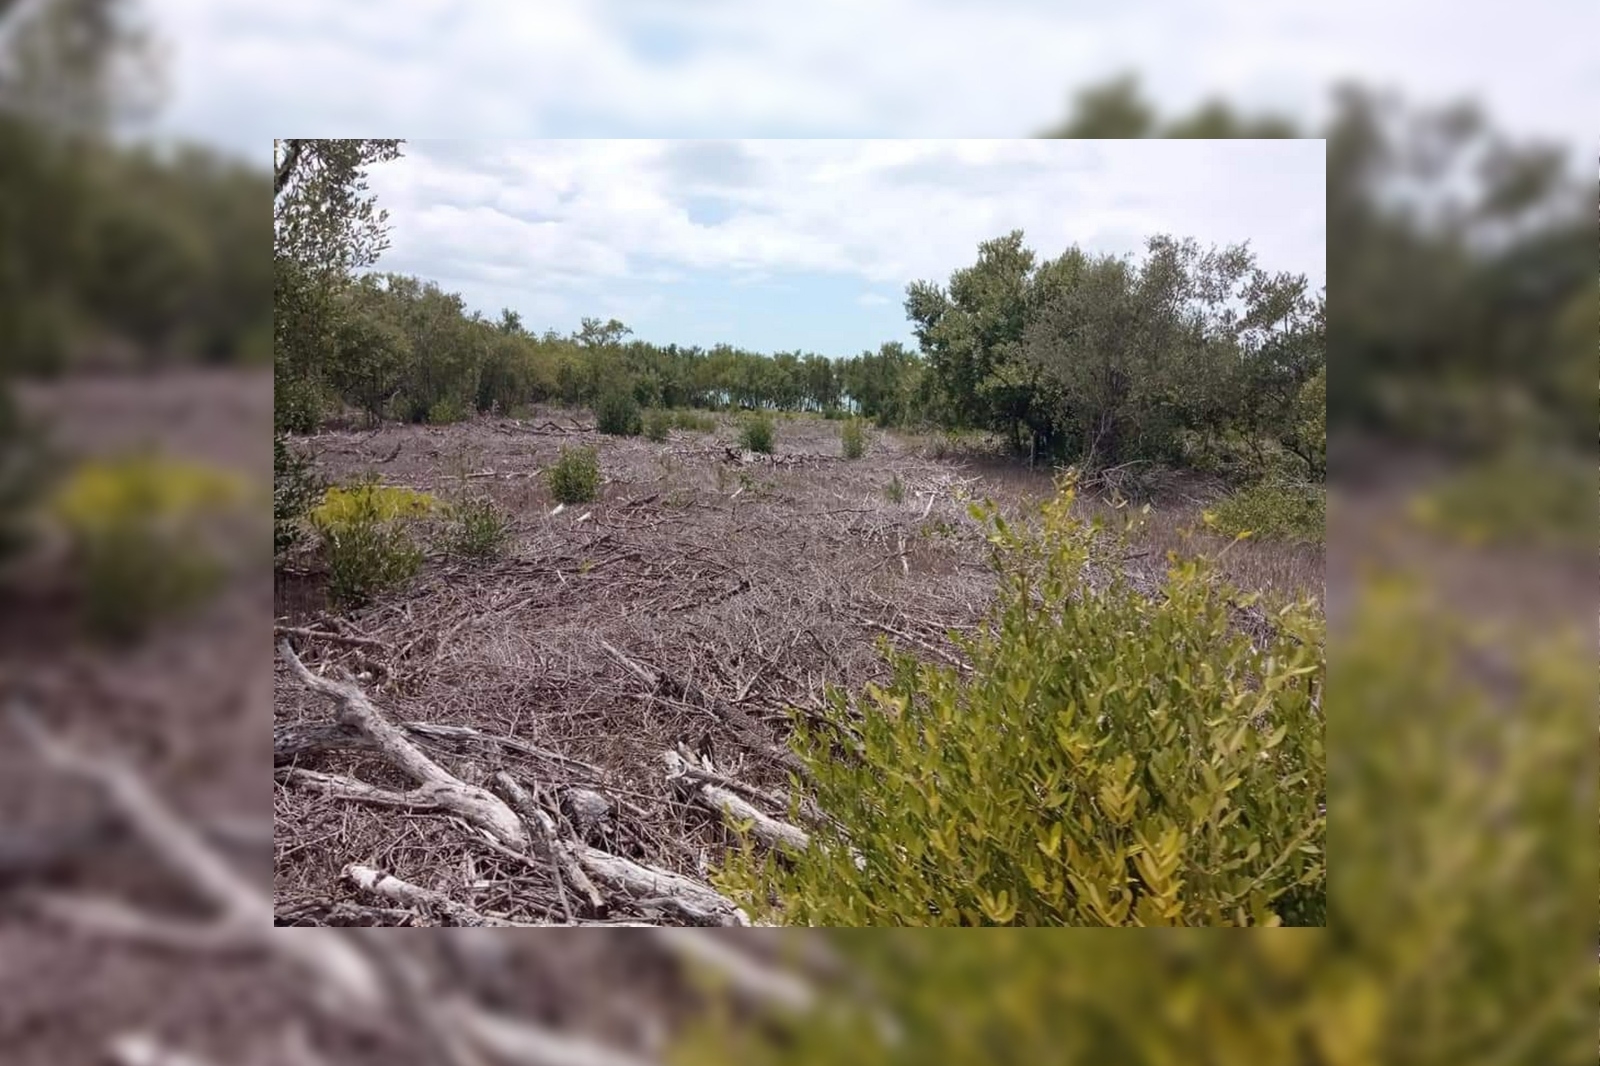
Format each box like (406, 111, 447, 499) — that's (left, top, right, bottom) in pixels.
(7, 699, 845, 1066)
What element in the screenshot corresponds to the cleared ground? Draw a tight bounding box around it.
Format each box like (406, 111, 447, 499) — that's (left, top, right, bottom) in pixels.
(272, 407, 1322, 926)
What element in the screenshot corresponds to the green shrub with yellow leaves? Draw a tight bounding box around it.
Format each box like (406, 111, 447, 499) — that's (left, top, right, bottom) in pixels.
(309, 479, 436, 608)
(50, 455, 247, 641)
(715, 477, 1325, 925)
(675, 576, 1588, 1062)
(1205, 480, 1325, 544)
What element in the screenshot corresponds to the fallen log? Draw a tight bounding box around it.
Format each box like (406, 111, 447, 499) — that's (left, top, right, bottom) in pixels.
(664, 750, 810, 856)
(343, 864, 537, 927)
(278, 641, 529, 851)
(573, 844, 750, 927)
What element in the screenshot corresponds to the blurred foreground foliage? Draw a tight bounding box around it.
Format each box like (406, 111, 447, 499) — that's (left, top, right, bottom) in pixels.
(1406, 448, 1593, 550)
(48, 454, 248, 641)
(681, 574, 1590, 1061)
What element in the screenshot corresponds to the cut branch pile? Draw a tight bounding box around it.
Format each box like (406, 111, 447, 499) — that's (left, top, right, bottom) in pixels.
(4, 699, 857, 1063)
(275, 640, 752, 927)
(274, 413, 1005, 929)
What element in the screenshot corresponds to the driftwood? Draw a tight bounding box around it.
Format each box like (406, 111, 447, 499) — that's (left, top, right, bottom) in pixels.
(273, 718, 605, 777)
(492, 771, 604, 918)
(274, 624, 392, 651)
(573, 844, 750, 927)
(664, 750, 810, 856)
(343, 864, 541, 927)
(278, 641, 529, 851)
(5, 702, 386, 1012)
(279, 642, 748, 928)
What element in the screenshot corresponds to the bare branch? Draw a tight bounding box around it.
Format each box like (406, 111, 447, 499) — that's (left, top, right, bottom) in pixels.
(278, 640, 529, 851)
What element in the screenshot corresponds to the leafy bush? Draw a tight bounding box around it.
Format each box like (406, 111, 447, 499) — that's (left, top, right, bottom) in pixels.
(594, 389, 641, 436)
(426, 395, 469, 425)
(546, 445, 600, 504)
(273, 373, 325, 435)
(715, 479, 1325, 925)
(642, 408, 672, 443)
(441, 495, 511, 559)
(841, 418, 867, 459)
(274, 433, 322, 556)
(1406, 450, 1590, 550)
(308, 480, 435, 608)
(1205, 481, 1325, 544)
(739, 412, 775, 454)
(679, 579, 1583, 1056)
(51, 455, 247, 642)
(883, 474, 905, 504)
(673, 409, 717, 433)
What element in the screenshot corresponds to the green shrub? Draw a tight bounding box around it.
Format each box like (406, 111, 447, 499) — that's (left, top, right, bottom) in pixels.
(274, 373, 325, 435)
(1406, 450, 1590, 550)
(674, 409, 717, 433)
(841, 418, 867, 459)
(51, 455, 247, 642)
(1205, 480, 1325, 544)
(594, 389, 642, 436)
(308, 479, 435, 608)
(274, 433, 322, 556)
(674, 587, 1582, 1059)
(714, 478, 1325, 925)
(546, 445, 600, 504)
(427, 396, 469, 425)
(883, 474, 905, 504)
(739, 412, 775, 454)
(442, 495, 511, 559)
(643, 408, 673, 443)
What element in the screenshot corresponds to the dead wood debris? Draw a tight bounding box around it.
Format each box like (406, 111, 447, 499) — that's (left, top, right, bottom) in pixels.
(6, 700, 844, 1065)
(274, 417, 1007, 933)
(277, 640, 751, 927)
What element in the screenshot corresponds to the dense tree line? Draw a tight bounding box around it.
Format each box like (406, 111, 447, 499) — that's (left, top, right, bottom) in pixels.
(278, 224, 1324, 485)
(0, 37, 1578, 473)
(907, 232, 1324, 473)
(1, 118, 270, 374)
(278, 266, 935, 432)
(2, 0, 270, 375)
(1046, 78, 1590, 457)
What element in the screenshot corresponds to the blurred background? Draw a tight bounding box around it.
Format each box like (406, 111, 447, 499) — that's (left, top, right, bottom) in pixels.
(0, 0, 1591, 1063)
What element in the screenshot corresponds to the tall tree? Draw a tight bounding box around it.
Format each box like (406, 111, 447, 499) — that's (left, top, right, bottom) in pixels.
(906, 230, 1035, 439)
(272, 138, 404, 430)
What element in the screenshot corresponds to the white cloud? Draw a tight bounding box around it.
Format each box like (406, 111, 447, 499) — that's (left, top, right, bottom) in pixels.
(154, 0, 1595, 155)
(365, 139, 1325, 308)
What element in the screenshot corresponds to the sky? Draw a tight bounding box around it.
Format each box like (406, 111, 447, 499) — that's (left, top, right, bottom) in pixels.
(136, 0, 1589, 350)
(153, 0, 1596, 152)
(357, 139, 1324, 354)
